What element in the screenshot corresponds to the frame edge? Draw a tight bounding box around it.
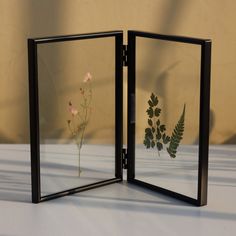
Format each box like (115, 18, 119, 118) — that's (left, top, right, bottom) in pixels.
(28, 39, 41, 203)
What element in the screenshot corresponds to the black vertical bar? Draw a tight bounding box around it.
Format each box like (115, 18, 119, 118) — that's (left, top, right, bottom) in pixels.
(115, 33, 123, 179)
(127, 31, 136, 180)
(198, 40, 211, 206)
(28, 39, 41, 203)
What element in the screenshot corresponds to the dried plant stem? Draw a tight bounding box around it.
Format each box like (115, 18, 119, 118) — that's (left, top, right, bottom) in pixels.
(77, 144, 82, 176)
(67, 74, 93, 177)
(76, 86, 91, 176)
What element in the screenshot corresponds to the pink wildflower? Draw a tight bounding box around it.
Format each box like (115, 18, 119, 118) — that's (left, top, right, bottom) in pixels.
(83, 72, 92, 83)
(68, 102, 78, 116)
(80, 88, 84, 95)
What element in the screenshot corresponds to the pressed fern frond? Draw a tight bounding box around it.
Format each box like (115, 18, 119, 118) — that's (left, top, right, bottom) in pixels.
(167, 104, 186, 158)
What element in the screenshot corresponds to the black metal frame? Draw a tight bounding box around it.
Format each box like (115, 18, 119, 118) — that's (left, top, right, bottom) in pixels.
(28, 30, 211, 206)
(28, 31, 124, 203)
(127, 30, 211, 206)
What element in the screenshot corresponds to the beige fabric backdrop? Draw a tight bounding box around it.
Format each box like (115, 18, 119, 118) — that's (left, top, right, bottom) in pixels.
(0, 0, 235, 144)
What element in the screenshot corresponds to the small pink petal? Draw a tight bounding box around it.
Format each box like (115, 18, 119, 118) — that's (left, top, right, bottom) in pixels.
(69, 106, 78, 116)
(83, 72, 92, 83)
(80, 88, 84, 95)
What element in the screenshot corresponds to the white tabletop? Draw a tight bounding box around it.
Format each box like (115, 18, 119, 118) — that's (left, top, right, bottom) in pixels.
(0, 144, 235, 236)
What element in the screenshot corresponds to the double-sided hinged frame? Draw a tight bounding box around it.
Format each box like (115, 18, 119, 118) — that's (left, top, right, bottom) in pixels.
(28, 30, 211, 206)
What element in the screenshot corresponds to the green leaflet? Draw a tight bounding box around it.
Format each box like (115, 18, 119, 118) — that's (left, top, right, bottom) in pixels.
(143, 92, 186, 159)
(144, 93, 170, 153)
(146, 107, 154, 118)
(167, 104, 186, 158)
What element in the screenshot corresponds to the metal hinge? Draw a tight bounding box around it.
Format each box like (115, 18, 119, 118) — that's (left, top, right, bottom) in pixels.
(122, 148, 128, 169)
(123, 45, 128, 66)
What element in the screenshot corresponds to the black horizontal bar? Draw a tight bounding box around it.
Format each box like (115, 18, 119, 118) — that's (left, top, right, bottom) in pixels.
(129, 179, 200, 206)
(40, 178, 122, 203)
(29, 31, 123, 44)
(129, 30, 211, 45)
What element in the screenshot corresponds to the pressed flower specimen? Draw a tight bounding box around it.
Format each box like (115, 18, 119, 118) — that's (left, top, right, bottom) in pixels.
(67, 72, 92, 176)
(143, 93, 186, 158)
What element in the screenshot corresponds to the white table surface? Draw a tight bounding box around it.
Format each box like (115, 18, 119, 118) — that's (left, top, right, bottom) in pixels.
(0, 144, 235, 236)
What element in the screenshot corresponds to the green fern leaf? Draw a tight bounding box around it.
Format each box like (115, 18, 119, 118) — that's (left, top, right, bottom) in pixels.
(167, 104, 186, 158)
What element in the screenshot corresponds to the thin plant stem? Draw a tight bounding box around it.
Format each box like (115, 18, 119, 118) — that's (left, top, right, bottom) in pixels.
(68, 74, 93, 177)
(76, 83, 91, 176)
(77, 143, 81, 176)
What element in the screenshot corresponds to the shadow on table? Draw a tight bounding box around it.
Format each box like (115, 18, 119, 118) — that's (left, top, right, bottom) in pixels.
(62, 182, 236, 222)
(0, 169, 31, 203)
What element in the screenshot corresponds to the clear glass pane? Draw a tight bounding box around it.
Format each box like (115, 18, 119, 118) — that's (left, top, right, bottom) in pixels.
(37, 37, 116, 196)
(135, 37, 201, 198)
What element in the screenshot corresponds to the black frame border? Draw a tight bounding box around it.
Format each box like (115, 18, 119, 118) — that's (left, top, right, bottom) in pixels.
(28, 31, 124, 203)
(127, 30, 211, 206)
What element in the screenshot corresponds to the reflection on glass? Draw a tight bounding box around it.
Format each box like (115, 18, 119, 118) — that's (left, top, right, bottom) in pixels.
(37, 38, 116, 196)
(135, 37, 201, 198)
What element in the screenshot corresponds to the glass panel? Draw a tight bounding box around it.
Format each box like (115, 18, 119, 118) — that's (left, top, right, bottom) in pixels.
(135, 37, 201, 198)
(37, 37, 116, 197)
